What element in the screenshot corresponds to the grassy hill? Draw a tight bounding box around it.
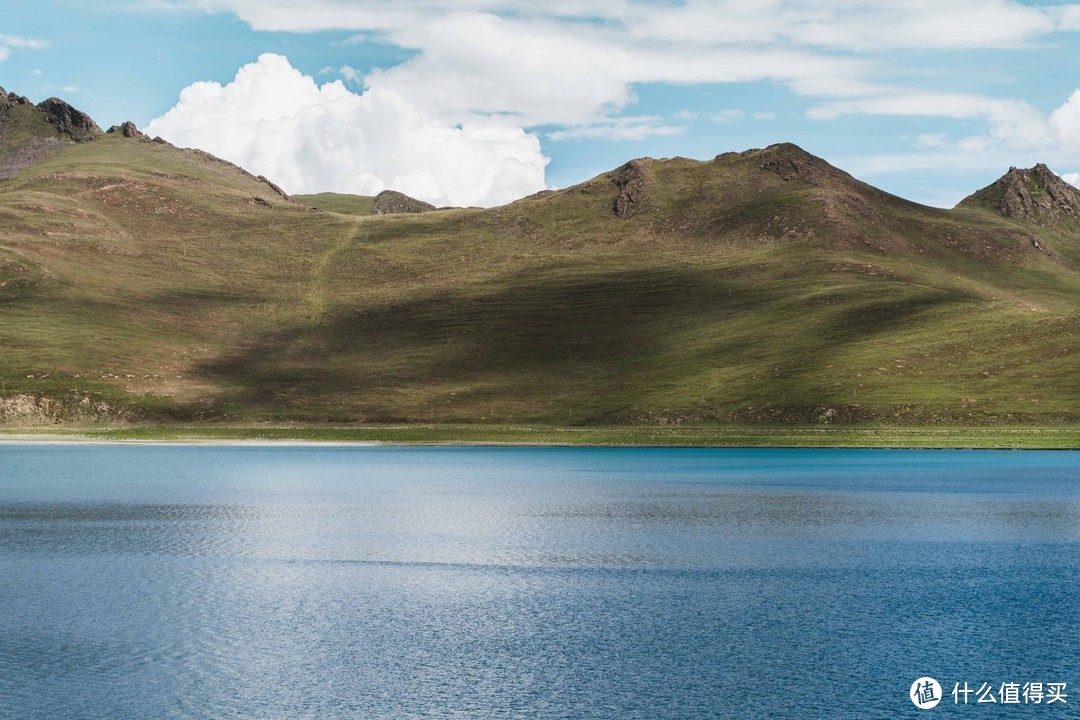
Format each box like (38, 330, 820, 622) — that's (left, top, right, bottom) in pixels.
(294, 190, 436, 216)
(294, 192, 377, 216)
(2, 93, 1079, 430)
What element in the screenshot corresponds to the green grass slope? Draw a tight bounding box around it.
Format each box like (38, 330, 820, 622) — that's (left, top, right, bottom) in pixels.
(295, 190, 438, 216)
(295, 192, 376, 216)
(1, 104, 1079, 429)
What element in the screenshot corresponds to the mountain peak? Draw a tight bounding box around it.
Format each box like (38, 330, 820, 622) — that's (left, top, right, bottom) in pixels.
(35, 97, 103, 143)
(106, 121, 147, 140)
(712, 142, 858, 191)
(957, 163, 1080, 225)
(0, 86, 32, 111)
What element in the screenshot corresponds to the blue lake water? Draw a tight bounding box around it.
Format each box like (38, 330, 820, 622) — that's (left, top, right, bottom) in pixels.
(0, 445, 1077, 719)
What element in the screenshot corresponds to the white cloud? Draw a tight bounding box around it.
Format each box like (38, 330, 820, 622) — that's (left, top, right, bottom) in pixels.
(913, 133, 948, 149)
(339, 64, 362, 85)
(1063, 172, 1080, 187)
(137, 1, 1080, 195)
(810, 92, 1055, 150)
(675, 110, 746, 124)
(0, 34, 47, 50)
(0, 33, 47, 63)
(709, 110, 746, 124)
(164, 1, 1080, 50)
(145, 53, 547, 207)
(548, 116, 685, 141)
(32, 68, 42, 75)
(1050, 90, 1080, 149)
(47, 85, 79, 94)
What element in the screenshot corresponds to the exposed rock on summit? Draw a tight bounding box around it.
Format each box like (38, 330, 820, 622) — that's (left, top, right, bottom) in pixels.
(373, 190, 436, 215)
(737, 142, 861, 189)
(0, 86, 32, 111)
(611, 158, 655, 218)
(958, 164, 1080, 225)
(107, 121, 147, 139)
(36, 97, 103, 142)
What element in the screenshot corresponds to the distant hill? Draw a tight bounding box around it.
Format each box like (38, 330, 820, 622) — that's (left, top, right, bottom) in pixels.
(1, 88, 1079, 427)
(958, 163, 1080, 225)
(295, 190, 437, 216)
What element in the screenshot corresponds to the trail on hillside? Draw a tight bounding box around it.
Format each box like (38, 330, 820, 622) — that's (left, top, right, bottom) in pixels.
(306, 219, 361, 324)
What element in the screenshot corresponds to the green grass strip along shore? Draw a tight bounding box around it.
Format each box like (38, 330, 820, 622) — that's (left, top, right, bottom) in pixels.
(3, 425, 1079, 448)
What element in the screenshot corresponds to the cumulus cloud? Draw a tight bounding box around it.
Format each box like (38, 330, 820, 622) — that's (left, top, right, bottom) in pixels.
(138, 1, 1080, 195)
(149, 2, 1080, 136)
(1050, 90, 1080, 149)
(338, 64, 362, 85)
(1064, 172, 1080, 188)
(145, 53, 547, 207)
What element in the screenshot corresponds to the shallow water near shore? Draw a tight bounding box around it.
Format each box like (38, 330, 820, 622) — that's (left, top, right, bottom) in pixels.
(1, 446, 1078, 718)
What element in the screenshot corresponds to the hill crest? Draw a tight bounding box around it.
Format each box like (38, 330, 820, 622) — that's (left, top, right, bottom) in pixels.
(957, 163, 1080, 225)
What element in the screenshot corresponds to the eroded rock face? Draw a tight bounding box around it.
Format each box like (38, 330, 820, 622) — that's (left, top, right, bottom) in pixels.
(373, 190, 436, 215)
(36, 97, 103, 142)
(958, 164, 1080, 225)
(611, 158, 655, 218)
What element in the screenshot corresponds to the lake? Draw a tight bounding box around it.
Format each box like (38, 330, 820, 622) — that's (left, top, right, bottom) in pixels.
(1, 445, 1077, 718)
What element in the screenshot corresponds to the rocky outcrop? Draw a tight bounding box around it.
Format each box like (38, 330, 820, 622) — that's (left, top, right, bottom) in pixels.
(372, 190, 436, 215)
(0, 86, 32, 111)
(36, 97, 103, 142)
(743, 142, 861, 189)
(957, 164, 1080, 225)
(611, 158, 655, 218)
(106, 121, 147, 139)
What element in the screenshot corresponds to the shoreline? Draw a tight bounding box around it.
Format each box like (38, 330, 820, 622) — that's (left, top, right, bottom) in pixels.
(2, 425, 1079, 449)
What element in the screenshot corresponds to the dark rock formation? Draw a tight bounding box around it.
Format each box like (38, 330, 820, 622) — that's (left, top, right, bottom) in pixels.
(957, 164, 1080, 225)
(0, 86, 32, 111)
(611, 158, 655, 218)
(106, 121, 147, 139)
(36, 97, 103, 142)
(372, 190, 436, 215)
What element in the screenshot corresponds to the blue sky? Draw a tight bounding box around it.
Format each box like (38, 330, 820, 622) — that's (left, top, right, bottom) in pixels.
(3, 0, 1080, 206)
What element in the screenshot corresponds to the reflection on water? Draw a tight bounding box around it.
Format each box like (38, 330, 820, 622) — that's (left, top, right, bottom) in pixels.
(1, 446, 1078, 719)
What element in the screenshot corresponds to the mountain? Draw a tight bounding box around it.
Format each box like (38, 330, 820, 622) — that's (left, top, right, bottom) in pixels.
(1, 90, 1079, 426)
(958, 163, 1080, 224)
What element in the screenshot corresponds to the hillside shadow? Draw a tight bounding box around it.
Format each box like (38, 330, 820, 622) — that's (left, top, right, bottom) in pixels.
(197, 267, 768, 409)
(193, 265, 973, 420)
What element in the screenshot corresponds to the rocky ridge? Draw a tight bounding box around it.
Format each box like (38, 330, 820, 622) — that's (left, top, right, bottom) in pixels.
(958, 164, 1080, 225)
(36, 97, 103, 142)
